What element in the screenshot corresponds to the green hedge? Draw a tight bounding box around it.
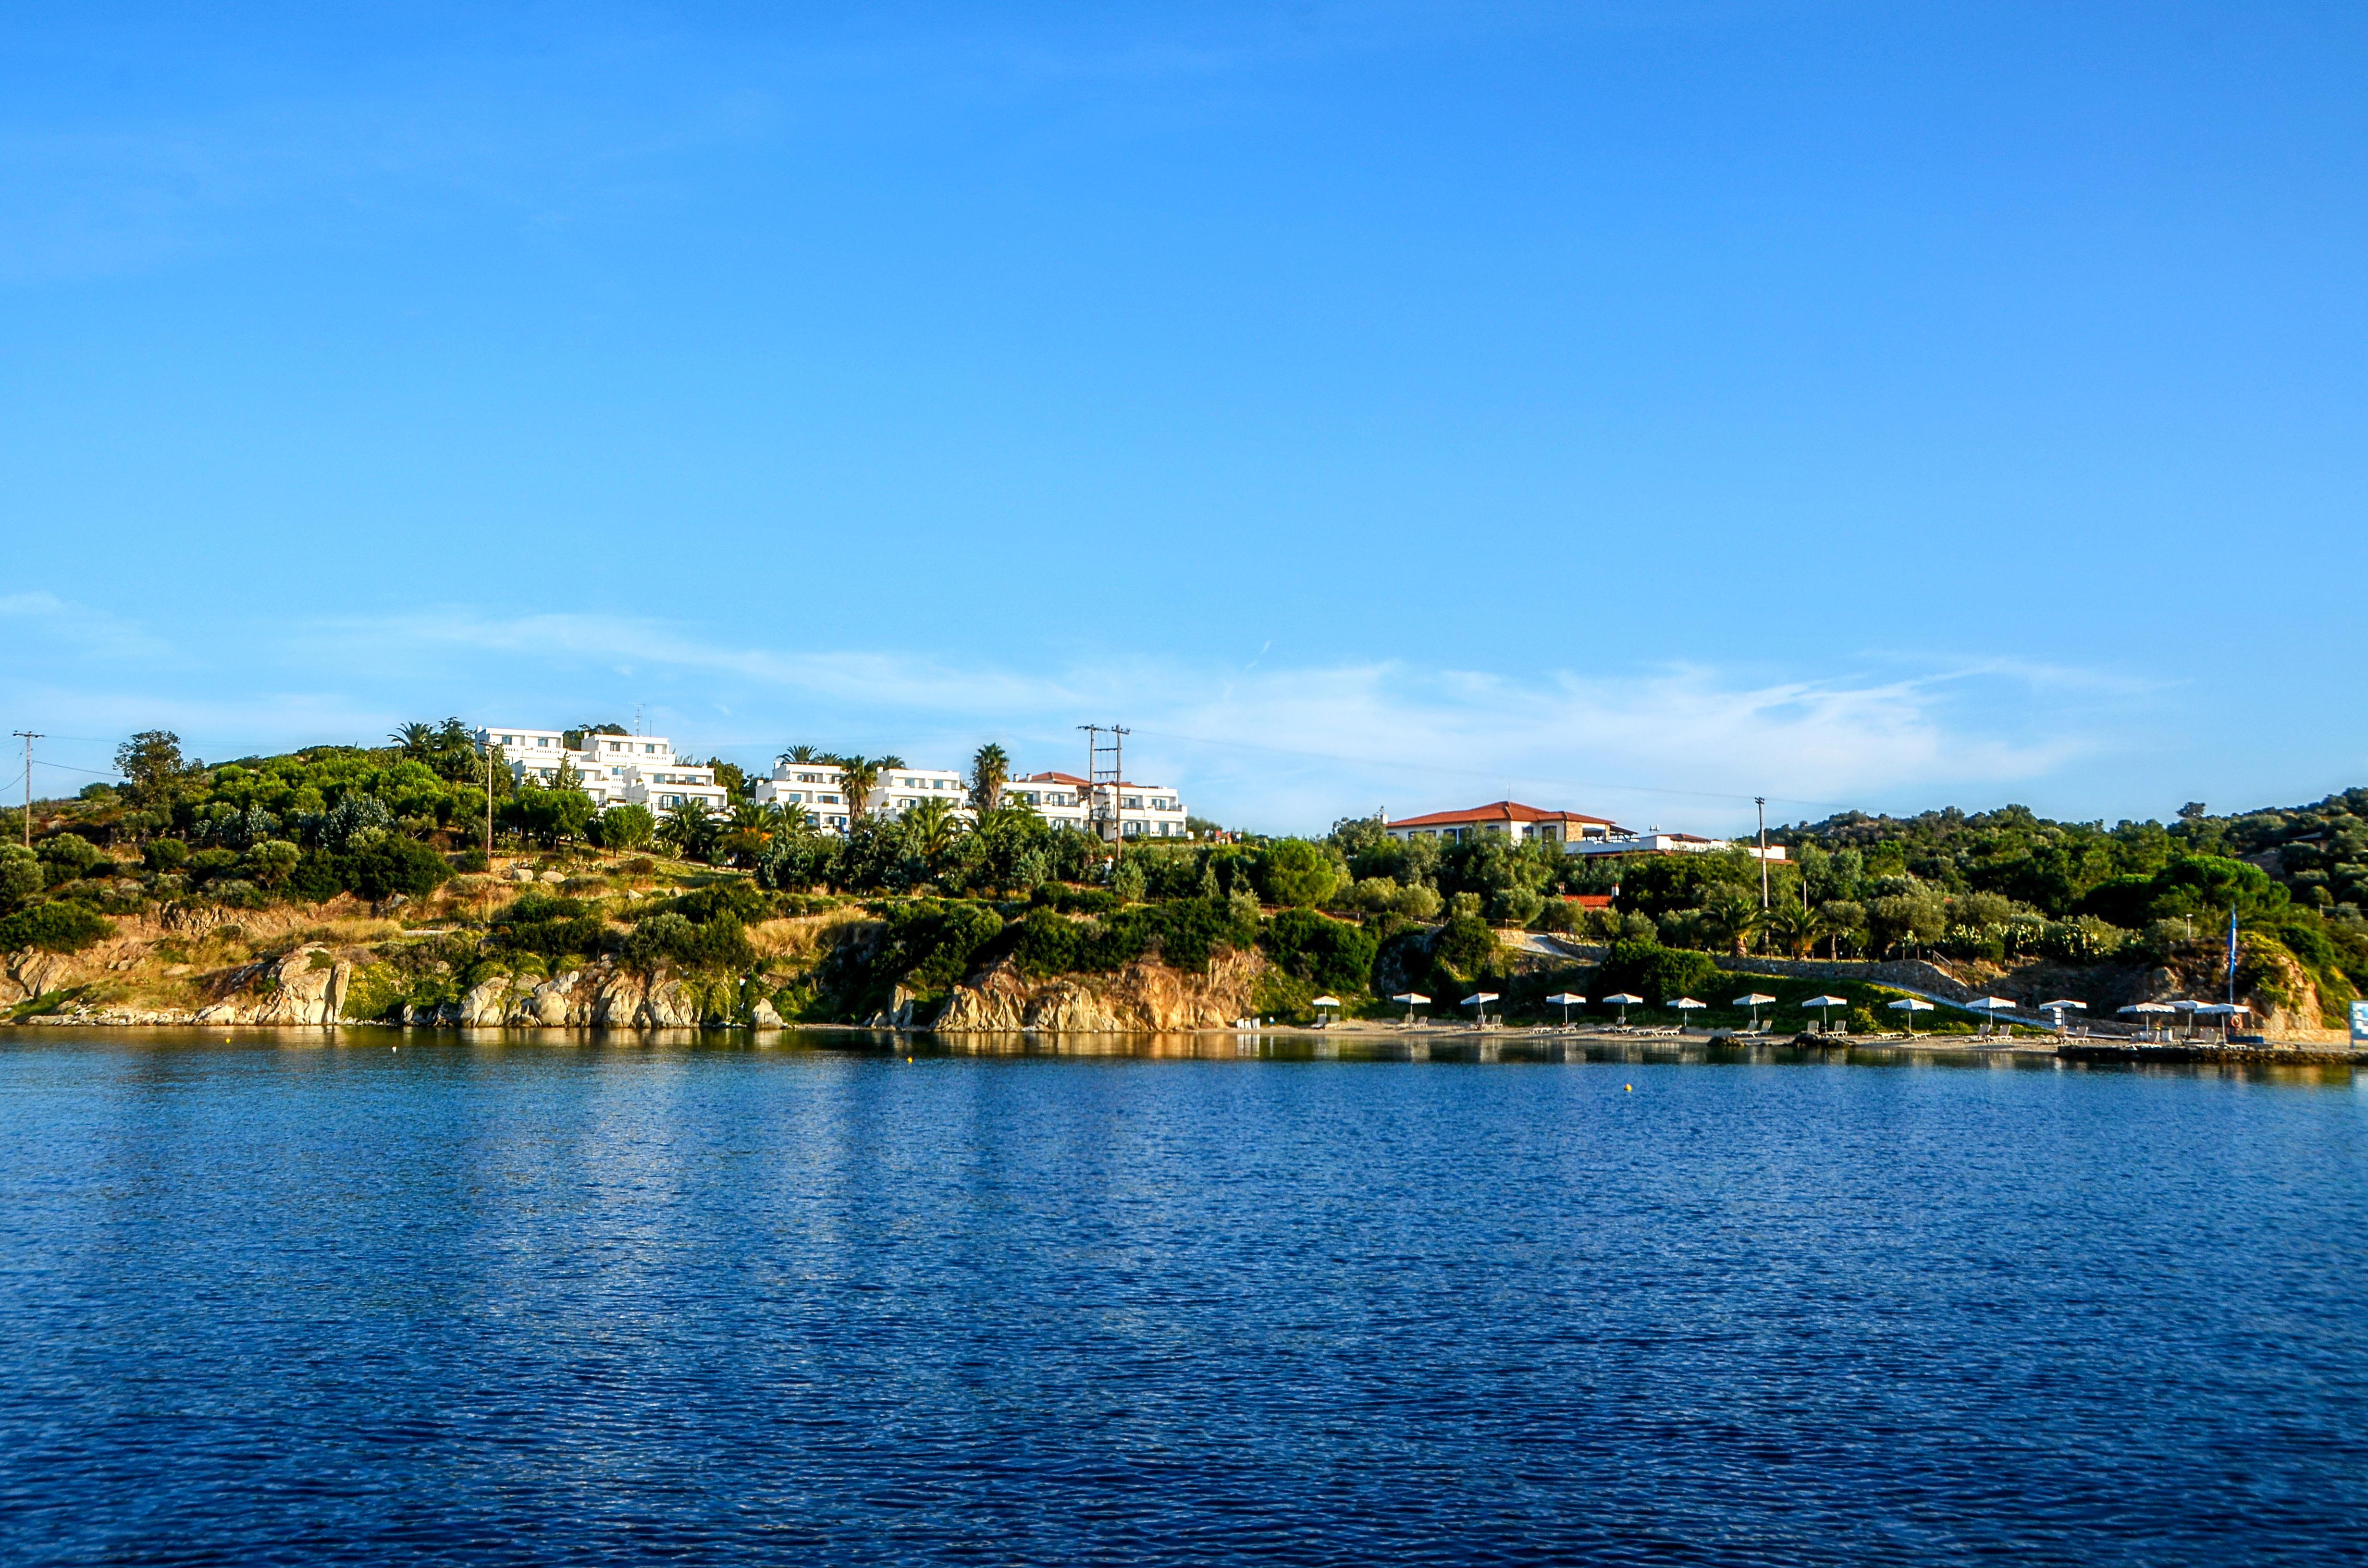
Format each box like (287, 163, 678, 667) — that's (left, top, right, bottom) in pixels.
(0, 901, 115, 954)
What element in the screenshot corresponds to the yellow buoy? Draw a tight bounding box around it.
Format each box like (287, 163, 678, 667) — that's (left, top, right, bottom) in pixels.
(1625, 1084, 1633, 1091)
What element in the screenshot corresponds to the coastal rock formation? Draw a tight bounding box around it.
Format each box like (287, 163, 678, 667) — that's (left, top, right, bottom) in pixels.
(406, 965, 706, 1028)
(934, 950, 1263, 1032)
(191, 944, 352, 1026)
(3, 949, 83, 1005)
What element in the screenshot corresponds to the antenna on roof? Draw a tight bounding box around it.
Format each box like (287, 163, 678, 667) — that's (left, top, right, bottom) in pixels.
(1079, 723, 1129, 847)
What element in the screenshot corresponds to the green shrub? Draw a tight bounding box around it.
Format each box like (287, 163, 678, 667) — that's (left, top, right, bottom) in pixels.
(666, 881, 774, 926)
(0, 846, 41, 908)
(1492, 887, 1546, 928)
(1013, 907, 1083, 978)
(1040, 885, 1120, 916)
(143, 838, 190, 872)
(345, 836, 453, 902)
(490, 894, 609, 961)
(0, 901, 115, 954)
(620, 912, 756, 973)
(1013, 896, 1258, 979)
(1431, 915, 1501, 984)
(1595, 939, 1721, 1005)
(1256, 840, 1340, 908)
(36, 834, 102, 884)
(1261, 908, 1379, 993)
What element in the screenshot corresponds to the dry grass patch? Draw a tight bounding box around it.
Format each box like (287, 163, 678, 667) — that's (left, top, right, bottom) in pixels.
(749, 913, 877, 965)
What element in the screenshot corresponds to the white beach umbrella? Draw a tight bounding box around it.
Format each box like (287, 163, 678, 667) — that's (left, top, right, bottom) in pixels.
(1886, 996, 1936, 1036)
(2117, 1000, 2176, 1040)
(2194, 1002, 2250, 1041)
(2038, 999, 2087, 1033)
(1545, 991, 1587, 1026)
(1670, 997, 1707, 1030)
(1802, 994, 1850, 1030)
(1601, 992, 1644, 1027)
(1965, 997, 2019, 1035)
(1310, 994, 1342, 1026)
(1392, 991, 1430, 1025)
(1462, 991, 1501, 1026)
(1732, 992, 1776, 1030)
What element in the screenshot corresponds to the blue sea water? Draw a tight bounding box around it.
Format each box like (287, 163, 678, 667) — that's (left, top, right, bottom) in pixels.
(0, 1030, 2362, 1566)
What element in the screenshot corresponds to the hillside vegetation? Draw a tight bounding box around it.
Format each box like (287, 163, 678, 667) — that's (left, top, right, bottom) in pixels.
(6, 729, 2364, 1031)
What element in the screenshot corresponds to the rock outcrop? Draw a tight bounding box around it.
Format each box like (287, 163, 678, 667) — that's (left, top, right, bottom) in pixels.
(393, 963, 706, 1028)
(934, 951, 1263, 1032)
(192, 944, 352, 1026)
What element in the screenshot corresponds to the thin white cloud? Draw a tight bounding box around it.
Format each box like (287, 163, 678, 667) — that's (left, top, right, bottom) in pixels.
(3, 600, 2117, 833)
(296, 607, 2099, 833)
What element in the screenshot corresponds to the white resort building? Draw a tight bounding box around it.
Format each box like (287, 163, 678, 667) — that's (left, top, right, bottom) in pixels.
(756, 764, 1191, 838)
(1385, 801, 1786, 860)
(475, 728, 733, 819)
(477, 726, 1195, 837)
(1006, 772, 1191, 839)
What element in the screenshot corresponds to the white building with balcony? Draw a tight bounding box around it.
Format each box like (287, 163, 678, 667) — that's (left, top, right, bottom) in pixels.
(1007, 772, 1191, 839)
(477, 727, 733, 818)
(753, 761, 1191, 838)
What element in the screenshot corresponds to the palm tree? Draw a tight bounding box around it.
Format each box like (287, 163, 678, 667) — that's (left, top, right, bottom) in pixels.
(876, 755, 906, 771)
(905, 796, 965, 872)
(969, 742, 1011, 813)
(836, 756, 883, 821)
(389, 722, 434, 758)
(1699, 883, 1764, 956)
(658, 797, 718, 861)
(777, 744, 831, 766)
(768, 800, 813, 838)
(1763, 900, 1825, 958)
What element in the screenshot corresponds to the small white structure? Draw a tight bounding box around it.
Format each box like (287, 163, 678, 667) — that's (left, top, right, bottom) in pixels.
(478, 727, 732, 819)
(1384, 801, 1785, 860)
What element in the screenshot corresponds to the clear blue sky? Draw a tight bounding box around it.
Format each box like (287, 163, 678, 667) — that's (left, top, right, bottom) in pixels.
(5, 2, 2362, 834)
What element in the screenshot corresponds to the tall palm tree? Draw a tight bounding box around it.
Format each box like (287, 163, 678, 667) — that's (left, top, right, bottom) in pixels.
(777, 744, 829, 766)
(389, 722, 434, 758)
(969, 742, 1011, 813)
(836, 756, 883, 821)
(876, 755, 906, 771)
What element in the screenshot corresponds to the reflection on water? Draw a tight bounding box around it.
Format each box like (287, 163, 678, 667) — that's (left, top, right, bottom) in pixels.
(11, 1025, 2355, 1088)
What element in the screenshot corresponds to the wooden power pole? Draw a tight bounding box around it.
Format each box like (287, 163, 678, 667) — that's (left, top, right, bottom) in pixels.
(12, 732, 39, 847)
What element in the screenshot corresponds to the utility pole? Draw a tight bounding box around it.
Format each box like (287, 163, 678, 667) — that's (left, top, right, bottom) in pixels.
(1755, 796, 1769, 910)
(13, 732, 40, 847)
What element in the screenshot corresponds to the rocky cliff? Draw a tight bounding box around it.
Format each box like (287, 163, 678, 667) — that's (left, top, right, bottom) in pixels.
(933, 951, 1264, 1032)
(400, 961, 715, 1029)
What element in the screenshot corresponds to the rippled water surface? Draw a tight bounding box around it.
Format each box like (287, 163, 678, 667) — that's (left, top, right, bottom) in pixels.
(1, 1029, 2363, 1565)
